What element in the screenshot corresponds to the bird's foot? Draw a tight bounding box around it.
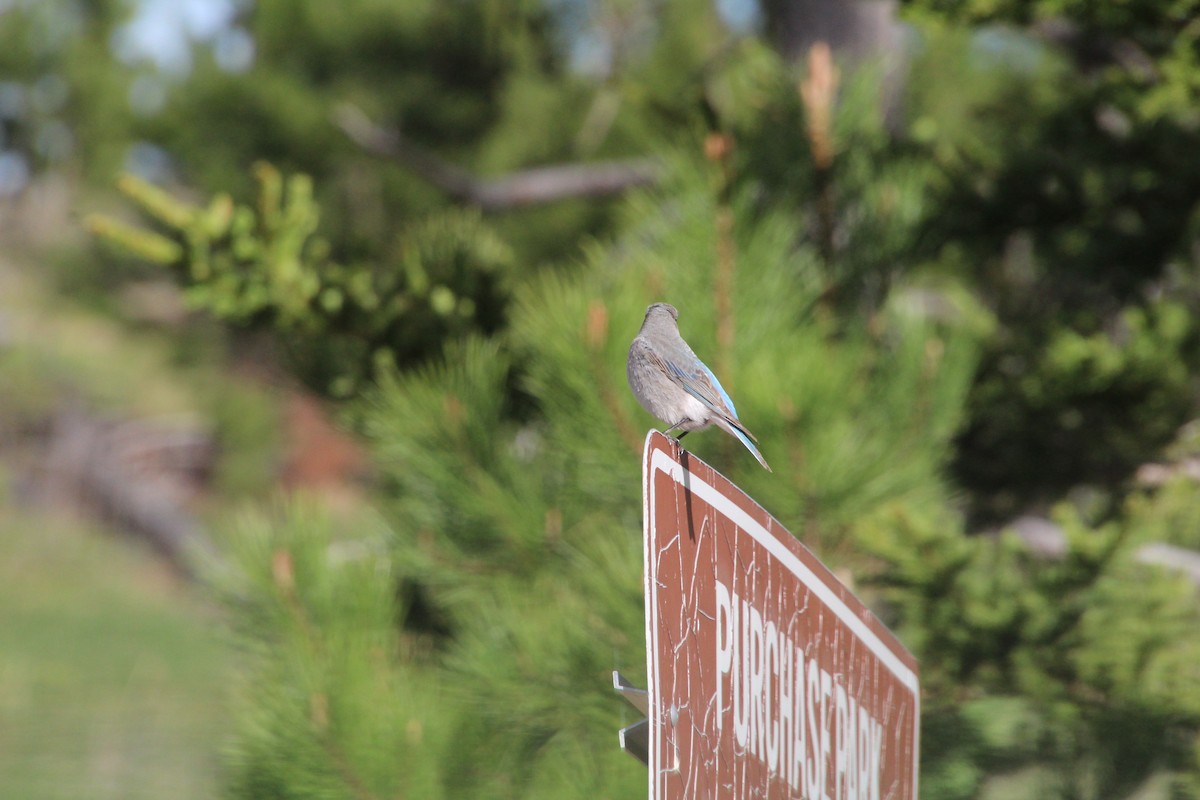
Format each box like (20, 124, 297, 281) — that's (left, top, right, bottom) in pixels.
(663, 420, 689, 441)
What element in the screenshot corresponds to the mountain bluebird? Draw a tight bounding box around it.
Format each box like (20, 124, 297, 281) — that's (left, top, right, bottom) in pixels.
(627, 303, 771, 471)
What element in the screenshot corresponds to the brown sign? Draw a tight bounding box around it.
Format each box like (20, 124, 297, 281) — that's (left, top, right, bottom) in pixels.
(642, 431, 919, 800)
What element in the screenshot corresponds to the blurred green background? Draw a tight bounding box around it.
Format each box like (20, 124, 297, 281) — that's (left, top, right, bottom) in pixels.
(3, 0, 1200, 797)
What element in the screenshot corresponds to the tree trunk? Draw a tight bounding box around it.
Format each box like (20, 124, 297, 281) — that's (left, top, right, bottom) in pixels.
(762, 0, 906, 125)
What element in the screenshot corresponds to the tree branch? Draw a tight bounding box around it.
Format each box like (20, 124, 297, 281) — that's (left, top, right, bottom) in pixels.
(333, 104, 661, 212)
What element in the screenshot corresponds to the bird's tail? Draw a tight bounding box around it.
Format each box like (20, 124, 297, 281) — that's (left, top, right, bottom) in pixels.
(714, 417, 772, 472)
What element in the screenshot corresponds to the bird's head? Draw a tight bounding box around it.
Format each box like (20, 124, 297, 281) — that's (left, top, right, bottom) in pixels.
(645, 302, 679, 323)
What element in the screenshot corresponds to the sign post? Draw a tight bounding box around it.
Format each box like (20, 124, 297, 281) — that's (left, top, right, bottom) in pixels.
(635, 431, 919, 799)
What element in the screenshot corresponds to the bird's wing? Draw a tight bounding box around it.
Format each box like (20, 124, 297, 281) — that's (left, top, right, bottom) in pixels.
(698, 362, 738, 418)
(659, 351, 759, 444)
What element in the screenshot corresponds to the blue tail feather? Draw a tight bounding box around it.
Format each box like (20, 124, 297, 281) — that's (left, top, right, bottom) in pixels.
(727, 421, 772, 472)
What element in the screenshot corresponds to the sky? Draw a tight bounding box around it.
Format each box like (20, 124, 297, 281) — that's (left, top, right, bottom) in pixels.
(117, 0, 250, 74)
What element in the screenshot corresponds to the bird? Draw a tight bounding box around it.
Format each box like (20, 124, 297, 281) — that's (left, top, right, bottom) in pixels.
(627, 302, 771, 471)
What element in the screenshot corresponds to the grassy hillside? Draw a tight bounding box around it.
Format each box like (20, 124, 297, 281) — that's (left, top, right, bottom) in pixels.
(0, 506, 230, 800)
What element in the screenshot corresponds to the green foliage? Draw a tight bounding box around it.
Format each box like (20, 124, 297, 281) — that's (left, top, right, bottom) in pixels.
(205, 378, 282, 498)
(895, 8, 1200, 516)
(214, 502, 449, 799)
(957, 299, 1199, 518)
(1124, 477, 1200, 553)
(89, 165, 513, 395)
(858, 499, 1200, 798)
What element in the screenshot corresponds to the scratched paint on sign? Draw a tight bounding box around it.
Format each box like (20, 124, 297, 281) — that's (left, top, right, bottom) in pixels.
(642, 432, 919, 800)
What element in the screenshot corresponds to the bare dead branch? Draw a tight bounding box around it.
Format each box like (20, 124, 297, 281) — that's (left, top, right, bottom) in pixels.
(1008, 514, 1200, 588)
(333, 103, 661, 212)
(31, 406, 217, 577)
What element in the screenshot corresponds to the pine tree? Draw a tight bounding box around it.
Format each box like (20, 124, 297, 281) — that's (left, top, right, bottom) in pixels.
(204, 100, 991, 794)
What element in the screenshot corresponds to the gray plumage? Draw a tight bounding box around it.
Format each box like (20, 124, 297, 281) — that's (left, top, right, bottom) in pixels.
(627, 302, 771, 471)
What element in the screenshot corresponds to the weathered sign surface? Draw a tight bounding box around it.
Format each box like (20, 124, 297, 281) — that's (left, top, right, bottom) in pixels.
(642, 431, 919, 800)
